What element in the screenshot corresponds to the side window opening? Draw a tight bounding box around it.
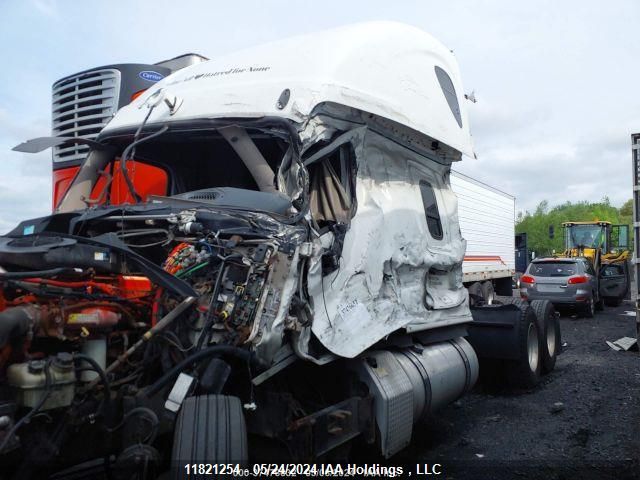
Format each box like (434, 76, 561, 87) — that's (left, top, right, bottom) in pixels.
(435, 66, 463, 128)
(419, 180, 443, 240)
(327, 146, 352, 200)
(602, 264, 623, 277)
(308, 145, 356, 228)
(307, 144, 356, 276)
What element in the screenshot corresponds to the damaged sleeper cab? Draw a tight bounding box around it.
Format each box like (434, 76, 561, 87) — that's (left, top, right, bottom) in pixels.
(0, 22, 552, 476)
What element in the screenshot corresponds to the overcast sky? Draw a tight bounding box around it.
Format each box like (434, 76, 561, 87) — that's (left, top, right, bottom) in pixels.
(1, 0, 638, 232)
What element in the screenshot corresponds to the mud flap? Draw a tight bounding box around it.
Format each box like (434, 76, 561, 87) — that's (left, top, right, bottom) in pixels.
(466, 304, 524, 360)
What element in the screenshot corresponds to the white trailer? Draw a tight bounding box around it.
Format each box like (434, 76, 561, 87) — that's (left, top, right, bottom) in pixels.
(451, 170, 515, 298)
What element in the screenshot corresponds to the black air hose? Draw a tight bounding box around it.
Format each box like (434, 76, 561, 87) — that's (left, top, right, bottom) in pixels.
(73, 354, 113, 426)
(0, 267, 80, 280)
(0, 306, 37, 349)
(106, 407, 159, 444)
(144, 345, 264, 398)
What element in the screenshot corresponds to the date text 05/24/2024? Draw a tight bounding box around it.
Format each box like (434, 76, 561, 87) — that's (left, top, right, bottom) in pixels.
(182, 463, 444, 477)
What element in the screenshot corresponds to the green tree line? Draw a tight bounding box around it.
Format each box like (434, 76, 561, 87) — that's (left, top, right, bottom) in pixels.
(516, 198, 633, 256)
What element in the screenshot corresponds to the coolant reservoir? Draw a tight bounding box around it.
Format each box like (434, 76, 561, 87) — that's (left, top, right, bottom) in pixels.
(7, 353, 75, 410)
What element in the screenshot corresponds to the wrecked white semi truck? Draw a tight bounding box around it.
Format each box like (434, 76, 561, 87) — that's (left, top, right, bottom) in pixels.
(1, 22, 559, 476)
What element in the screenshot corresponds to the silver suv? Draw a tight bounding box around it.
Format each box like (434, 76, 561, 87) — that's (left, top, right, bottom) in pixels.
(520, 257, 598, 317)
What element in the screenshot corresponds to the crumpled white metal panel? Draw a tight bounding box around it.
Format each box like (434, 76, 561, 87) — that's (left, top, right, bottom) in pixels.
(307, 128, 472, 358)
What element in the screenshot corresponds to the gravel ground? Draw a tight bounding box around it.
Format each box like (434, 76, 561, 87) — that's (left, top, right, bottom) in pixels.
(394, 300, 640, 480)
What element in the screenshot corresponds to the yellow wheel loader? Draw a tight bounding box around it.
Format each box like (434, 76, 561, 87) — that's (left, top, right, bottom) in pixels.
(562, 221, 630, 307)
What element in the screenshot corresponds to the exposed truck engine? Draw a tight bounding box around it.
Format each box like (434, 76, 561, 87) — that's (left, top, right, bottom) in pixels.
(0, 22, 560, 478)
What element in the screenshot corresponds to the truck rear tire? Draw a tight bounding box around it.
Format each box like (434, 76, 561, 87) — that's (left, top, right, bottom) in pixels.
(503, 301, 542, 388)
(171, 395, 248, 477)
(529, 299, 560, 374)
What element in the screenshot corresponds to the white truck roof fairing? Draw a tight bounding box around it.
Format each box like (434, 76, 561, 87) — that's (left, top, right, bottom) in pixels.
(103, 22, 475, 158)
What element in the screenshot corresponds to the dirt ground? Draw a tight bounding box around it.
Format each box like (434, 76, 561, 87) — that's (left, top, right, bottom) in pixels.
(394, 300, 640, 480)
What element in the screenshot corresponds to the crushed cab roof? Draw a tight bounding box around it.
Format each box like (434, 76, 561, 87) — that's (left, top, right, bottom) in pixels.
(103, 22, 474, 157)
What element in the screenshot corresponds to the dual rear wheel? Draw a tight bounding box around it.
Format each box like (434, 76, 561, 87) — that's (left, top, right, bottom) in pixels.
(530, 299, 560, 374)
(493, 297, 560, 388)
(468, 281, 496, 306)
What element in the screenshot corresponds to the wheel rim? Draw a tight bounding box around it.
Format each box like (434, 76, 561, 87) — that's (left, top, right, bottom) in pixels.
(527, 323, 540, 372)
(546, 318, 556, 357)
(589, 298, 595, 316)
(486, 292, 494, 305)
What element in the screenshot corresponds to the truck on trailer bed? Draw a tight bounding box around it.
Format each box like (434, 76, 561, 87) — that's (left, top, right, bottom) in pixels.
(2, 22, 560, 477)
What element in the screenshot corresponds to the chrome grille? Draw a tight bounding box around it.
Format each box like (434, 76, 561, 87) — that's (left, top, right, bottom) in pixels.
(51, 68, 121, 163)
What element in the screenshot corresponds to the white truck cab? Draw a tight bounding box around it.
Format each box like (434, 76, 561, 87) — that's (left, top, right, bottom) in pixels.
(61, 22, 474, 360)
(1, 23, 559, 472)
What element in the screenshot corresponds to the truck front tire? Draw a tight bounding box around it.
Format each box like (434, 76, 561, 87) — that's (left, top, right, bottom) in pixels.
(171, 395, 248, 477)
